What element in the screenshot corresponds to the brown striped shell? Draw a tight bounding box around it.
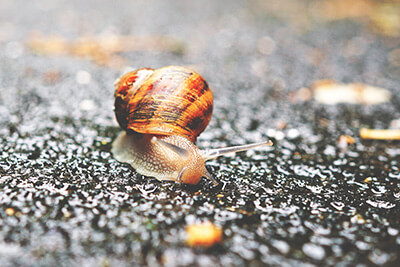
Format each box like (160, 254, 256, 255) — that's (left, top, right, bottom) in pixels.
(114, 66, 213, 142)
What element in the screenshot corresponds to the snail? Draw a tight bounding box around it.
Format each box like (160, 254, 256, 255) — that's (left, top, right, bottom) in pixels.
(111, 66, 271, 185)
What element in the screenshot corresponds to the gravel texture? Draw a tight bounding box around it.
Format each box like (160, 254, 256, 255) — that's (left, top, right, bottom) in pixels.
(1, 0, 400, 266)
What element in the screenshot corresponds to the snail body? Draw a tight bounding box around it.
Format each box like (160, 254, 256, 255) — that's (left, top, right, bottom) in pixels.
(112, 133, 207, 184)
(112, 66, 271, 185)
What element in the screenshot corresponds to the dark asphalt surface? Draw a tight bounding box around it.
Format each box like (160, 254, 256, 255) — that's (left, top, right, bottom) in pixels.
(1, 0, 400, 266)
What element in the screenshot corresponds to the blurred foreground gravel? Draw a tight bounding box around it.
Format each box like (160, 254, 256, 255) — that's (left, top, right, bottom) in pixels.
(1, 0, 400, 266)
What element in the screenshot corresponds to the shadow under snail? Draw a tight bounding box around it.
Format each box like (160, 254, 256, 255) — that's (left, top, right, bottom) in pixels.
(111, 65, 272, 185)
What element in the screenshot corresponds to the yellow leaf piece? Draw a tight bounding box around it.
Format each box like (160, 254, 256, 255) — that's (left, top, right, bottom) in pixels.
(351, 214, 366, 224)
(27, 34, 185, 68)
(360, 128, 400, 140)
(320, 0, 373, 20)
(312, 80, 391, 105)
(186, 222, 222, 247)
(363, 177, 373, 183)
(370, 4, 400, 37)
(5, 208, 14, 216)
(338, 135, 355, 145)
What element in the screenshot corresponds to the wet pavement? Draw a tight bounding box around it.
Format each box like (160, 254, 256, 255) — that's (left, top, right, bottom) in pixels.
(1, 0, 400, 266)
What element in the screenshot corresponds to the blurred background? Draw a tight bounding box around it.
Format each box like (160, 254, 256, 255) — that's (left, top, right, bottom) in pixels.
(1, 0, 400, 266)
(1, 0, 399, 136)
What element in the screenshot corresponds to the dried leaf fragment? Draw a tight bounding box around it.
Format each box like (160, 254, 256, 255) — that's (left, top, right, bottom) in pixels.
(289, 87, 312, 103)
(320, 0, 373, 20)
(370, 4, 400, 37)
(5, 208, 14, 216)
(363, 177, 373, 183)
(312, 80, 391, 105)
(360, 128, 400, 140)
(338, 135, 355, 145)
(27, 33, 185, 68)
(317, 0, 400, 37)
(186, 222, 222, 247)
(338, 135, 356, 151)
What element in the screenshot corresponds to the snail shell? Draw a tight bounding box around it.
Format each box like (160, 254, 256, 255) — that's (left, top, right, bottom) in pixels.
(112, 66, 271, 185)
(114, 66, 213, 142)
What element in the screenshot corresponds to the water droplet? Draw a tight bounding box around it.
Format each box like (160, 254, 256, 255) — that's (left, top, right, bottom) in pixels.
(80, 99, 96, 111)
(368, 249, 391, 265)
(388, 227, 399, 236)
(302, 243, 325, 260)
(271, 240, 289, 254)
(5, 41, 23, 58)
(76, 70, 92, 84)
(366, 200, 395, 209)
(331, 201, 345, 211)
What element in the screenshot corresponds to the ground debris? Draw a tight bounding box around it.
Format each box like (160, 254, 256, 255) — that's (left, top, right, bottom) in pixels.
(360, 128, 400, 140)
(186, 222, 223, 247)
(27, 33, 185, 68)
(256, 0, 400, 36)
(312, 80, 391, 105)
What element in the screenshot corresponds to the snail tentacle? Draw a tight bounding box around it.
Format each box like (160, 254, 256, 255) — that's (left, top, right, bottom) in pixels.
(201, 140, 273, 161)
(203, 169, 218, 186)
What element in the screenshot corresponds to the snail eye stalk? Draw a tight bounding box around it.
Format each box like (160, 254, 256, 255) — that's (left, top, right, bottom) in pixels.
(201, 140, 273, 161)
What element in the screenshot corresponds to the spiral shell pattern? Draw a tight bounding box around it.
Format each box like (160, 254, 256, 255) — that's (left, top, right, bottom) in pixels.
(114, 66, 213, 142)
